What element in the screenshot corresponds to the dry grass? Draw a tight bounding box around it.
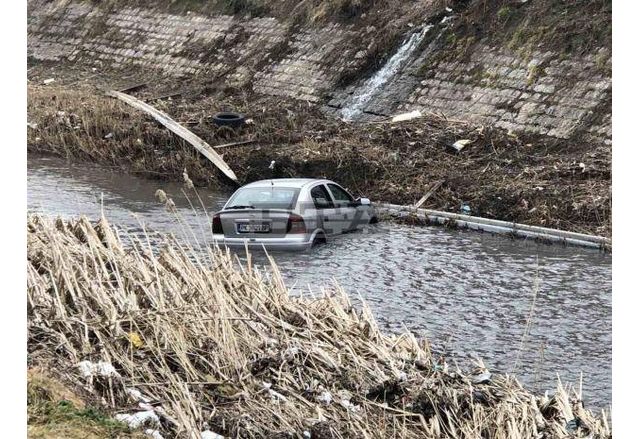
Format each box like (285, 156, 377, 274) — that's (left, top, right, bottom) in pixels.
(27, 82, 611, 236)
(27, 214, 610, 438)
(26, 85, 222, 186)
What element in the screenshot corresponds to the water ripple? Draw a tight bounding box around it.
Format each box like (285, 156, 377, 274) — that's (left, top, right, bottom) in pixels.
(28, 155, 611, 409)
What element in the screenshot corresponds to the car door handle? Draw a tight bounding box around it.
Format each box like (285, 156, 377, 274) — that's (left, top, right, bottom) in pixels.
(324, 216, 329, 221)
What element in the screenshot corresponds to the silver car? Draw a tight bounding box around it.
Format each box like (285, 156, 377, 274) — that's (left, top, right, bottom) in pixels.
(211, 178, 377, 250)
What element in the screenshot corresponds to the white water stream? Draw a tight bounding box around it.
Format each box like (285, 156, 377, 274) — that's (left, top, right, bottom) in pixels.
(340, 24, 433, 120)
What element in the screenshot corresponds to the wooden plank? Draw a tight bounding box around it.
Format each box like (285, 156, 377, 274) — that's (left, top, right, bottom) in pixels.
(107, 90, 238, 182)
(414, 179, 445, 208)
(212, 139, 256, 149)
(117, 82, 147, 93)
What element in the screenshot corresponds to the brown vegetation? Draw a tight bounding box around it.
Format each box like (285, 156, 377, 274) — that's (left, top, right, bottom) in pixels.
(27, 82, 611, 236)
(27, 214, 611, 438)
(431, 0, 611, 65)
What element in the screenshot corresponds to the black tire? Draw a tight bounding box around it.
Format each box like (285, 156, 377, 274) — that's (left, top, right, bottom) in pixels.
(212, 112, 246, 128)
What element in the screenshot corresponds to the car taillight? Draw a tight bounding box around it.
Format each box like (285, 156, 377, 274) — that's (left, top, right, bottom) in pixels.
(211, 214, 223, 234)
(286, 214, 306, 234)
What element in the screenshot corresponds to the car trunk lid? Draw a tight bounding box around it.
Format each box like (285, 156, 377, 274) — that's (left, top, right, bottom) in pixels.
(215, 209, 298, 239)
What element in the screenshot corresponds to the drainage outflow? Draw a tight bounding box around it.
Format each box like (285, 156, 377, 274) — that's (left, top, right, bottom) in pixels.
(339, 24, 434, 121)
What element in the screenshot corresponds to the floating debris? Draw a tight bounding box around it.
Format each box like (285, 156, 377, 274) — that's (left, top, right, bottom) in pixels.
(154, 189, 168, 203)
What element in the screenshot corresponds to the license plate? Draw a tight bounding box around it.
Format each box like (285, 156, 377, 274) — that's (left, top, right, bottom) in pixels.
(237, 223, 270, 233)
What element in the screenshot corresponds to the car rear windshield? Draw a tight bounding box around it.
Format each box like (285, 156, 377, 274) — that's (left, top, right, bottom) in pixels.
(226, 187, 301, 210)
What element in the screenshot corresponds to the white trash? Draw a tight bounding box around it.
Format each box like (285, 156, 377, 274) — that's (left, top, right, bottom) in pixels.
(115, 410, 160, 429)
(450, 139, 472, 153)
(145, 429, 164, 439)
(390, 110, 422, 123)
(317, 390, 332, 404)
(77, 360, 120, 378)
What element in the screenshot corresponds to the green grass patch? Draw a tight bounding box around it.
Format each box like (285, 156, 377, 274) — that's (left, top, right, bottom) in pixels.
(27, 371, 143, 439)
(497, 6, 512, 22)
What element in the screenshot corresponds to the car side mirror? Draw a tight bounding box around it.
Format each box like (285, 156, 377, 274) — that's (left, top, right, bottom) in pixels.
(356, 197, 371, 206)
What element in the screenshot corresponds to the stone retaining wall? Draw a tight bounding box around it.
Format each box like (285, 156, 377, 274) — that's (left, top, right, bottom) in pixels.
(401, 46, 612, 142)
(28, 0, 611, 144)
(329, 36, 611, 144)
(27, 0, 366, 101)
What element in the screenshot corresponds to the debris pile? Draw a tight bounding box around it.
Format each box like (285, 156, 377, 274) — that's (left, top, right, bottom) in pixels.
(27, 215, 610, 438)
(27, 81, 611, 236)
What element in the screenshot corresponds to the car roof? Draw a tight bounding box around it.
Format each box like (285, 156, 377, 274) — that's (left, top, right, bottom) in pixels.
(241, 178, 331, 189)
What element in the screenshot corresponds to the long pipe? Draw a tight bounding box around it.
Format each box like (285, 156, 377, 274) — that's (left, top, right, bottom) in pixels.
(375, 203, 610, 250)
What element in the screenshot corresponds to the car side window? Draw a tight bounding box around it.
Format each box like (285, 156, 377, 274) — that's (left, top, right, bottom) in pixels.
(310, 185, 334, 209)
(327, 184, 354, 206)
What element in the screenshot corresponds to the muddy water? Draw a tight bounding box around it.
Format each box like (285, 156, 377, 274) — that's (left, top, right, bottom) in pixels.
(28, 155, 612, 410)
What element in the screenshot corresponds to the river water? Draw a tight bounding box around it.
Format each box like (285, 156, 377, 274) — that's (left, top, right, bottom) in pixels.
(27, 155, 612, 410)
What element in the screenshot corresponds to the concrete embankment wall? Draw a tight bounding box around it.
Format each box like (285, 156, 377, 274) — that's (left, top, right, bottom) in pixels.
(27, 0, 369, 102)
(28, 0, 610, 144)
(330, 44, 611, 143)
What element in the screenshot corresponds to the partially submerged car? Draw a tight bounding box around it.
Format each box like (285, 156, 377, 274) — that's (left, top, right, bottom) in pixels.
(211, 178, 377, 250)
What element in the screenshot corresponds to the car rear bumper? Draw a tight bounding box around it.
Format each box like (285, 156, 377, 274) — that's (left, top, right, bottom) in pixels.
(211, 234, 314, 251)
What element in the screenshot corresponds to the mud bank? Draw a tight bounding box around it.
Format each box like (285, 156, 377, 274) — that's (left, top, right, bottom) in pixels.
(27, 78, 611, 236)
(27, 214, 611, 438)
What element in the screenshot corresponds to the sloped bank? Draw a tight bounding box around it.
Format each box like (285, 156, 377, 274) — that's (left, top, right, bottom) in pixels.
(27, 83, 611, 237)
(27, 369, 147, 438)
(27, 214, 610, 438)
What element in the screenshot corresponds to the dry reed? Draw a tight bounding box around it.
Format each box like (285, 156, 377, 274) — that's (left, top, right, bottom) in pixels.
(27, 214, 610, 438)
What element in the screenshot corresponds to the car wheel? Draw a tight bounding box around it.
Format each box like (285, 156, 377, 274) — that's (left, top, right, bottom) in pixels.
(312, 233, 327, 246)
